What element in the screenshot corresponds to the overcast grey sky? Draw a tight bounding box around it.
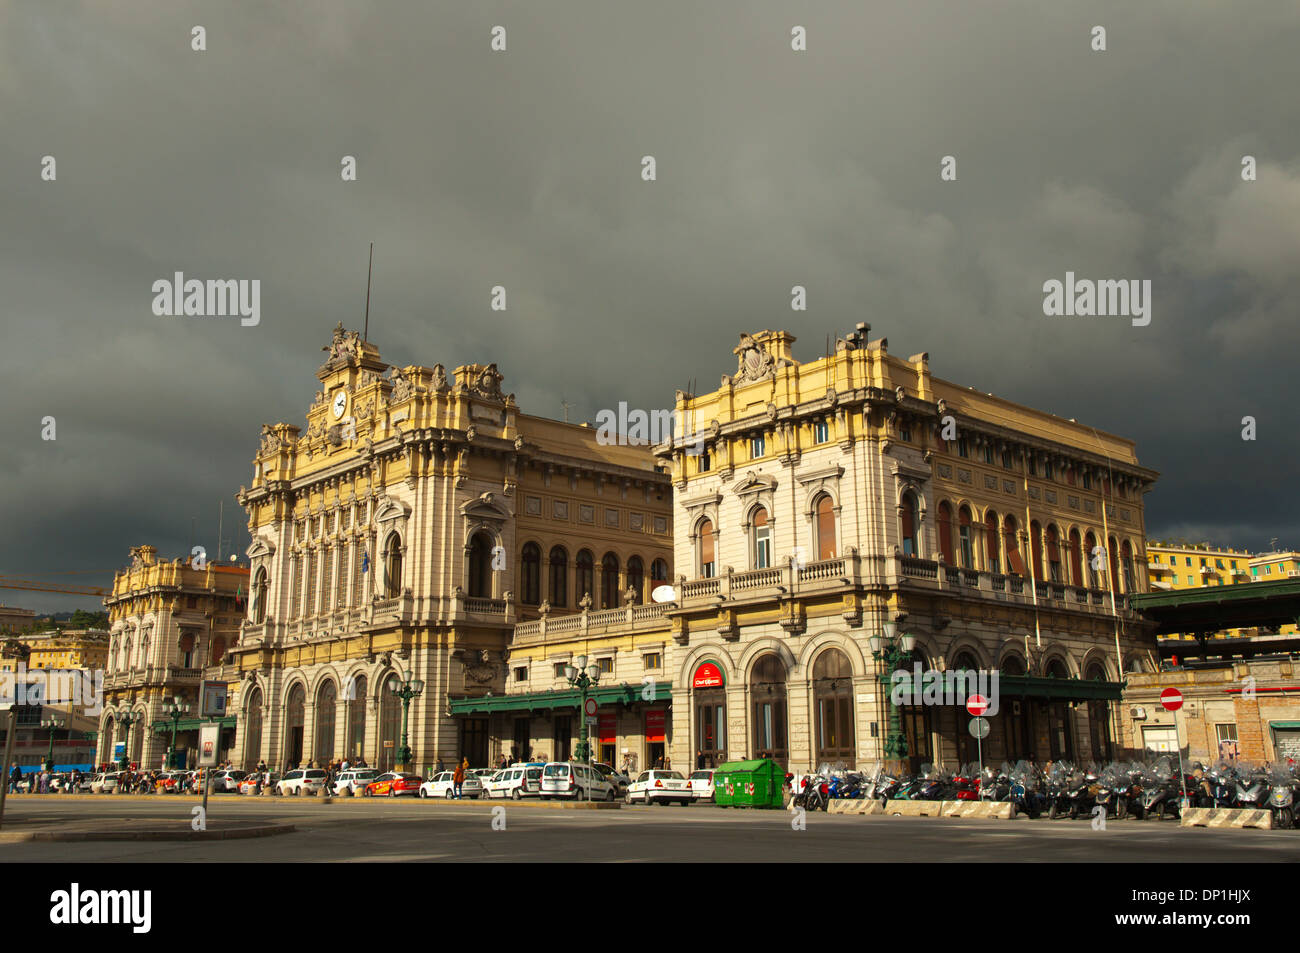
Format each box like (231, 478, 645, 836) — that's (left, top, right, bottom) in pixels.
(3, 1, 1298, 614)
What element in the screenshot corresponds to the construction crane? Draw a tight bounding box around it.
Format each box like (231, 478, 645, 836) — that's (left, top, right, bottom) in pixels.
(0, 574, 110, 597)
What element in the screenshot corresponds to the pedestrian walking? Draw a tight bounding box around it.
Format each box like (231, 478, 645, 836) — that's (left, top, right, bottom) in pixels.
(8, 764, 21, 794)
(436, 757, 445, 775)
(453, 758, 466, 799)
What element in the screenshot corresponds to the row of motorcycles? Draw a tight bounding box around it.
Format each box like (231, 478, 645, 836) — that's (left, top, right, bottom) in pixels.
(789, 757, 1300, 828)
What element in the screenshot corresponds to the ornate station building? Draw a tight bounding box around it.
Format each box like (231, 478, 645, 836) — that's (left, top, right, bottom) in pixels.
(500, 329, 1161, 774)
(227, 325, 673, 772)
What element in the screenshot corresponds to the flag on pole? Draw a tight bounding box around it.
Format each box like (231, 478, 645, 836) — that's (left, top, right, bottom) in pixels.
(235, 583, 244, 608)
(361, 552, 370, 573)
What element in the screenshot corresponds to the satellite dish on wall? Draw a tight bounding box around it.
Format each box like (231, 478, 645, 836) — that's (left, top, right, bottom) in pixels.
(651, 585, 676, 604)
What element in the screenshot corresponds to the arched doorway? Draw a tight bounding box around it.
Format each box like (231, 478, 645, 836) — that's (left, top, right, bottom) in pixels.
(900, 492, 919, 556)
(750, 654, 788, 767)
(1085, 661, 1113, 761)
(468, 532, 493, 598)
(600, 552, 619, 608)
(244, 686, 263, 770)
(813, 649, 855, 766)
(1044, 657, 1075, 761)
(520, 542, 541, 606)
(378, 674, 400, 772)
(999, 654, 1032, 761)
(626, 556, 645, 605)
(285, 683, 305, 769)
(384, 532, 403, 598)
(950, 650, 981, 766)
(315, 679, 337, 765)
(692, 660, 726, 768)
(252, 568, 268, 624)
(346, 674, 367, 763)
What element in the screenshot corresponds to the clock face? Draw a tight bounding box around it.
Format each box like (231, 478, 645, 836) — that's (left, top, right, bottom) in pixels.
(332, 392, 347, 419)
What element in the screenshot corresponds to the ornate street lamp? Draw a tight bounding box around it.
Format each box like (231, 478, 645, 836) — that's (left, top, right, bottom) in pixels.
(564, 655, 601, 763)
(392, 678, 425, 769)
(117, 710, 142, 772)
(41, 713, 67, 771)
(162, 696, 191, 769)
(869, 620, 918, 765)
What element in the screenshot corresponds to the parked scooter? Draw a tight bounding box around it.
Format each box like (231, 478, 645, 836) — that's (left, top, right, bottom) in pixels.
(1139, 758, 1182, 821)
(1266, 762, 1297, 829)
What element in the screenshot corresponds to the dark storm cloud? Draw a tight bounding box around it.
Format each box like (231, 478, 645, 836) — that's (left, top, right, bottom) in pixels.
(3, 1, 1299, 612)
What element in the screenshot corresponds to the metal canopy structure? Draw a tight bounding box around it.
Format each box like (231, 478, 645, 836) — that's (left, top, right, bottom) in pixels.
(1129, 579, 1300, 636)
(449, 681, 672, 716)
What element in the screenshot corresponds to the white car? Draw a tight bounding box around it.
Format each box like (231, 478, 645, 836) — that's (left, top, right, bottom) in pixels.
(332, 768, 380, 796)
(688, 769, 716, 802)
(420, 771, 484, 799)
(89, 772, 122, 794)
(539, 762, 616, 801)
(276, 768, 328, 796)
(210, 769, 248, 793)
(482, 763, 545, 800)
(626, 769, 692, 805)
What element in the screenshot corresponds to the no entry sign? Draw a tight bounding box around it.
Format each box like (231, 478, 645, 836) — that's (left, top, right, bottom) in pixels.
(1160, 687, 1184, 712)
(966, 694, 990, 717)
(584, 697, 598, 717)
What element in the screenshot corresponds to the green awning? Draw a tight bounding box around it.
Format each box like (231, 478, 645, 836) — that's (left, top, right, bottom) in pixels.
(449, 681, 672, 715)
(1270, 721, 1300, 730)
(149, 716, 237, 732)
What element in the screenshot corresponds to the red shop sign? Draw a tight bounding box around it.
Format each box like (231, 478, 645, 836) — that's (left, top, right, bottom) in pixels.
(598, 713, 616, 743)
(645, 709, 666, 743)
(693, 661, 724, 689)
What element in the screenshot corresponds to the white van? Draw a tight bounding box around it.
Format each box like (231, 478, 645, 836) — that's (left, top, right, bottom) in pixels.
(483, 763, 545, 800)
(539, 762, 616, 801)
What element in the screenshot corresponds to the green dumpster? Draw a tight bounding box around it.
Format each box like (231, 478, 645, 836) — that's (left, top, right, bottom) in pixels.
(713, 759, 785, 809)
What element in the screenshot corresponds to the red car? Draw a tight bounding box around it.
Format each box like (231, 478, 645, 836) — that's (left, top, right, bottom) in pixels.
(363, 772, 422, 797)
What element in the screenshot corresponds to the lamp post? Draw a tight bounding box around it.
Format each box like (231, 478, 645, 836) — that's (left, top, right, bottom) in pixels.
(41, 713, 66, 771)
(564, 655, 601, 762)
(162, 697, 191, 769)
(117, 710, 142, 771)
(869, 620, 917, 769)
(392, 678, 424, 769)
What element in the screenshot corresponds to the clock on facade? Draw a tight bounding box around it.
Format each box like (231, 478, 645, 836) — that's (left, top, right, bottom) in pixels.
(332, 391, 347, 419)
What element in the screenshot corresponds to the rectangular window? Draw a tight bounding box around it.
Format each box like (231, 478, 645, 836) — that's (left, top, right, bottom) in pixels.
(1002, 450, 1013, 470)
(553, 662, 566, 678)
(983, 445, 994, 465)
(643, 653, 662, 671)
(1082, 472, 1092, 489)
(1027, 458, 1037, 476)
(751, 435, 765, 458)
(958, 438, 969, 459)
(598, 657, 613, 675)
(813, 420, 829, 443)
(900, 423, 912, 442)
(1044, 460, 1053, 480)
(513, 667, 527, 682)
(698, 451, 711, 473)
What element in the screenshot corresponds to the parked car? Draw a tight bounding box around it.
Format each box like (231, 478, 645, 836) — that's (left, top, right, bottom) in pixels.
(333, 768, 380, 796)
(688, 768, 716, 802)
(420, 771, 484, 799)
(89, 772, 122, 794)
(540, 762, 616, 801)
(626, 769, 692, 805)
(277, 768, 329, 796)
(593, 763, 630, 795)
(482, 763, 545, 800)
(210, 769, 248, 793)
(238, 773, 279, 795)
(156, 771, 189, 793)
(365, 772, 422, 797)
(469, 768, 497, 788)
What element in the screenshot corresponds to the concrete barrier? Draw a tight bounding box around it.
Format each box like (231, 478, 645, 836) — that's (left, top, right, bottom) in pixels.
(884, 799, 944, 817)
(941, 801, 1017, 819)
(1180, 808, 1274, 830)
(826, 798, 885, 815)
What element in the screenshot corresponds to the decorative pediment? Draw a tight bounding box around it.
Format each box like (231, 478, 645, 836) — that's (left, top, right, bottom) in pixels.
(732, 471, 777, 497)
(246, 536, 277, 560)
(460, 491, 511, 522)
(374, 497, 412, 524)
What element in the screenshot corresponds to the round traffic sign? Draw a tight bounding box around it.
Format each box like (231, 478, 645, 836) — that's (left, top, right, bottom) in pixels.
(584, 697, 598, 717)
(966, 694, 989, 717)
(968, 717, 990, 739)
(1160, 687, 1183, 712)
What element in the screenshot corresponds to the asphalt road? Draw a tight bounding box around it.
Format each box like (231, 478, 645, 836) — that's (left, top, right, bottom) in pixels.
(3, 795, 1299, 862)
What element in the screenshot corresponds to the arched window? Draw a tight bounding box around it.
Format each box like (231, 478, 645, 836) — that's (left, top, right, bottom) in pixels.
(468, 532, 493, 599)
(958, 506, 974, 568)
(813, 649, 854, 766)
(1046, 525, 1062, 582)
(548, 546, 568, 608)
(1068, 528, 1083, 586)
(1108, 535, 1121, 592)
(1030, 520, 1044, 579)
(210, 636, 226, 667)
(1003, 514, 1024, 575)
(346, 675, 367, 762)
(520, 542, 541, 606)
(900, 491, 919, 556)
(1085, 661, 1113, 761)
(951, 650, 980, 672)
(698, 520, 715, 578)
(315, 679, 337, 764)
(750, 654, 788, 767)
(286, 683, 306, 768)
(626, 556, 645, 605)
(984, 510, 1000, 573)
(651, 558, 669, 587)
(244, 686, 263, 770)
(1086, 527, 1097, 587)
(752, 507, 771, 569)
(576, 549, 595, 605)
(1121, 540, 1136, 594)
(383, 532, 402, 599)
(1000, 654, 1026, 676)
(378, 675, 400, 772)
(252, 567, 268, 624)
(814, 495, 836, 560)
(937, 501, 955, 564)
(601, 552, 620, 609)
